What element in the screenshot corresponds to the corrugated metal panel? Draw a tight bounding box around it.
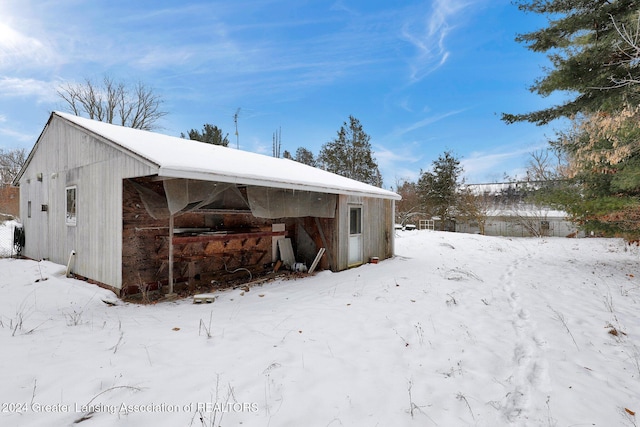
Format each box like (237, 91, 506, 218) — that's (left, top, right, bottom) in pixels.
(18, 116, 157, 289)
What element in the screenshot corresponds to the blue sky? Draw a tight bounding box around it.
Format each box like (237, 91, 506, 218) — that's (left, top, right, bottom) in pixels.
(0, 0, 563, 188)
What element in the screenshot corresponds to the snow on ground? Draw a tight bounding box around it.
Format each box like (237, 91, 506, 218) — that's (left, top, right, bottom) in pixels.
(0, 220, 19, 258)
(1, 231, 639, 427)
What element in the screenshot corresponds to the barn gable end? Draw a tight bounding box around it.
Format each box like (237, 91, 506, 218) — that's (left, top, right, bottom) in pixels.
(17, 115, 157, 289)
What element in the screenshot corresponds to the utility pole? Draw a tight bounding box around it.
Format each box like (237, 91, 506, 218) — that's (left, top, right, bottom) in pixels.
(272, 127, 281, 158)
(233, 108, 240, 149)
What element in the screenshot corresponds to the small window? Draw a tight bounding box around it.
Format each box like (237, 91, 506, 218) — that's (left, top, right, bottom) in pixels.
(541, 220, 550, 231)
(66, 186, 77, 226)
(349, 207, 362, 235)
(27, 201, 31, 218)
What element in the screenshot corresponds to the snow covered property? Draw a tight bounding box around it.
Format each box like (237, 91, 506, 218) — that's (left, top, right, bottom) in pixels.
(0, 231, 638, 426)
(13, 112, 400, 296)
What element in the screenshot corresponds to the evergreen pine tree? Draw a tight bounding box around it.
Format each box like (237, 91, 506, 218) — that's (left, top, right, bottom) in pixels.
(547, 110, 640, 237)
(294, 147, 317, 167)
(417, 151, 463, 231)
(181, 124, 229, 147)
(503, 0, 640, 125)
(317, 116, 383, 187)
(505, 0, 640, 238)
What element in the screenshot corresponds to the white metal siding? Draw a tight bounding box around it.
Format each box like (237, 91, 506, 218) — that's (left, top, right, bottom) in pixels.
(18, 117, 156, 289)
(336, 195, 394, 270)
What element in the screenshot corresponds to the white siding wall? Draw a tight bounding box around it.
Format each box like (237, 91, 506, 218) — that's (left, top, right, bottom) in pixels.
(18, 117, 156, 289)
(336, 195, 394, 270)
(456, 216, 580, 237)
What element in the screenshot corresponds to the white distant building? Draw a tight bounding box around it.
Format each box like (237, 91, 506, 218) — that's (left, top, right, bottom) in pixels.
(456, 182, 581, 237)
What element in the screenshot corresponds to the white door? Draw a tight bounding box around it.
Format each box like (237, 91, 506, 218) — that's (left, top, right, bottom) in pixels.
(348, 206, 363, 266)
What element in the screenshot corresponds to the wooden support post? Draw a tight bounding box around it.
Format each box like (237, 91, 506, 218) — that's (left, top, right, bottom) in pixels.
(315, 217, 334, 270)
(168, 213, 175, 297)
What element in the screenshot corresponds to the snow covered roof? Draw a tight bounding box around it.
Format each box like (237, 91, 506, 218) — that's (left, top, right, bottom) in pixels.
(40, 112, 401, 200)
(463, 182, 540, 196)
(485, 208, 568, 218)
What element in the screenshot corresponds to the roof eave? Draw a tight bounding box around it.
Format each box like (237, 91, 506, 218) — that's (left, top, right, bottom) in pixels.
(159, 167, 402, 200)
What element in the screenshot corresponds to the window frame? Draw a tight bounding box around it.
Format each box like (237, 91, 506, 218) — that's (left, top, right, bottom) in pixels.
(349, 206, 362, 235)
(65, 186, 77, 226)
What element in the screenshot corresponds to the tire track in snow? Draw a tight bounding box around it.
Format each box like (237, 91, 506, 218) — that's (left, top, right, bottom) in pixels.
(499, 256, 549, 425)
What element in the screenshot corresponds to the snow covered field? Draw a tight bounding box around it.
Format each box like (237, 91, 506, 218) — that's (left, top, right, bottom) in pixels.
(1, 231, 639, 427)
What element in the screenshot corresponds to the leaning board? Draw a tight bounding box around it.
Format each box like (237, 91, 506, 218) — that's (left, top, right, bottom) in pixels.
(277, 238, 296, 267)
(308, 247, 326, 274)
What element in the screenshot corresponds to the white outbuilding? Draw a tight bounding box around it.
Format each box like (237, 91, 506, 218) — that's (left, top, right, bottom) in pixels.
(14, 112, 400, 296)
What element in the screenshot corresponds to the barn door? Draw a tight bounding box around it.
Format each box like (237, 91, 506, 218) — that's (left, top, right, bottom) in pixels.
(348, 206, 363, 266)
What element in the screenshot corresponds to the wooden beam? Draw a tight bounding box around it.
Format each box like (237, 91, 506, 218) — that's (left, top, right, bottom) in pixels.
(172, 231, 286, 244)
(315, 217, 334, 270)
(168, 213, 175, 296)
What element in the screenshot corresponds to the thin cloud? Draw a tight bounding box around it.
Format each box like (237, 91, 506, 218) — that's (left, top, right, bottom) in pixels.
(397, 97, 413, 113)
(170, 4, 398, 98)
(0, 77, 58, 102)
(374, 141, 428, 188)
(393, 109, 467, 138)
(0, 22, 57, 70)
(0, 125, 36, 143)
(375, 143, 422, 166)
(0, 2, 400, 104)
(463, 150, 522, 173)
(330, 1, 354, 14)
(391, 167, 421, 185)
(401, 0, 475, 83)
(461, 143, 547, 182)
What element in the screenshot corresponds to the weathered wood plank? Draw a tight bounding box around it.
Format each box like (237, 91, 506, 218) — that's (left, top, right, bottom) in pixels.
(172, 231, 286, 244)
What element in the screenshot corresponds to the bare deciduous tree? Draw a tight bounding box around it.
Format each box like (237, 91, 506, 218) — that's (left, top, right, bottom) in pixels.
(57, 76, 167, 130)
(456, 186, 494, 235)
(394, 179, 423, 227)
(525, 148, 570, 182)
(0, 148, 27, 184)
(509, 204, 552, 237)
